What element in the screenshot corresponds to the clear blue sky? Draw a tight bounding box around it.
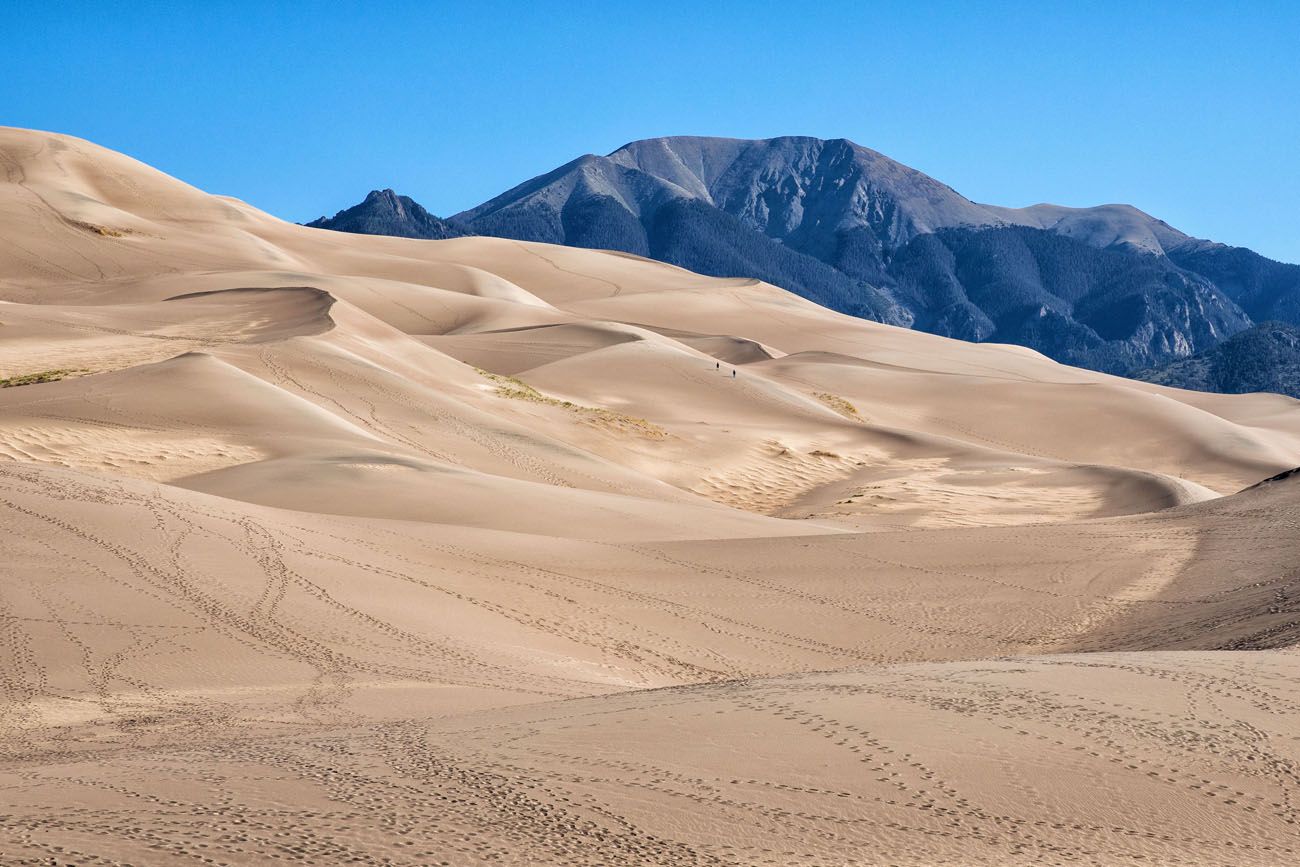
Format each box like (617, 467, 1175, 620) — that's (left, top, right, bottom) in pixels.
(6, 1, 1298, 261)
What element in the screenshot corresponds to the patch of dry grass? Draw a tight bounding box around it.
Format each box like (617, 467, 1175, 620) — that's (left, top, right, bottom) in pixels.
(70, 220, 130, 238)
(0, 369, 83, 388)
(475, 368, 668, 439)
(815, 392, 863, 421)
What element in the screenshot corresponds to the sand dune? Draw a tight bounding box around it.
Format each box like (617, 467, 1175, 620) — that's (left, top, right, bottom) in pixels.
(3, 127, 1300, 864)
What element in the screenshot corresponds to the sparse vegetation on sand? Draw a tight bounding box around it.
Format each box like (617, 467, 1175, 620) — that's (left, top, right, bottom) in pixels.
(0, 369, 81, 388)
(70, 220, 130, 237)
(475, 367, 668, 438)
(815, 391, 863, 420)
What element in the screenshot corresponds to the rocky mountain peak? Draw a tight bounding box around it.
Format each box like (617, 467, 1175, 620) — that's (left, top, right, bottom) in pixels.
(307, 189, 470, 241)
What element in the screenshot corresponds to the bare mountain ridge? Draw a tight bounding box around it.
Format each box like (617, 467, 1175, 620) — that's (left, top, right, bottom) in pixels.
(458, 135, 1192, 254)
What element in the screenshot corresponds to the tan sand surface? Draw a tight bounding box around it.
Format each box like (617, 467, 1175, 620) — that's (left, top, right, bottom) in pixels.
(2, 127, 1300, 865)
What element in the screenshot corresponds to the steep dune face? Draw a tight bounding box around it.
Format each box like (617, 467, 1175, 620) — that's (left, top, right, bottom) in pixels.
(3, 127, 1300, 864)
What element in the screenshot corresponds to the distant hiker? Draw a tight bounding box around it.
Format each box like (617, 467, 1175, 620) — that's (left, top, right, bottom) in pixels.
(716, 361, 720, 370)
(732, 369, 736, 378)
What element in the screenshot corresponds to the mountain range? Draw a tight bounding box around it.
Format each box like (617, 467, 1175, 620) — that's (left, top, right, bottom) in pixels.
(308, 135, 1300, 381)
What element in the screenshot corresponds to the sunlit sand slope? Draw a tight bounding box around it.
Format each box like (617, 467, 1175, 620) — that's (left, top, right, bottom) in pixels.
(2, 127, 1300, 865)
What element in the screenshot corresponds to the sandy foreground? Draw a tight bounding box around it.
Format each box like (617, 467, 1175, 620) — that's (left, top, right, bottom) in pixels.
(1, 127, 1299, 865)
